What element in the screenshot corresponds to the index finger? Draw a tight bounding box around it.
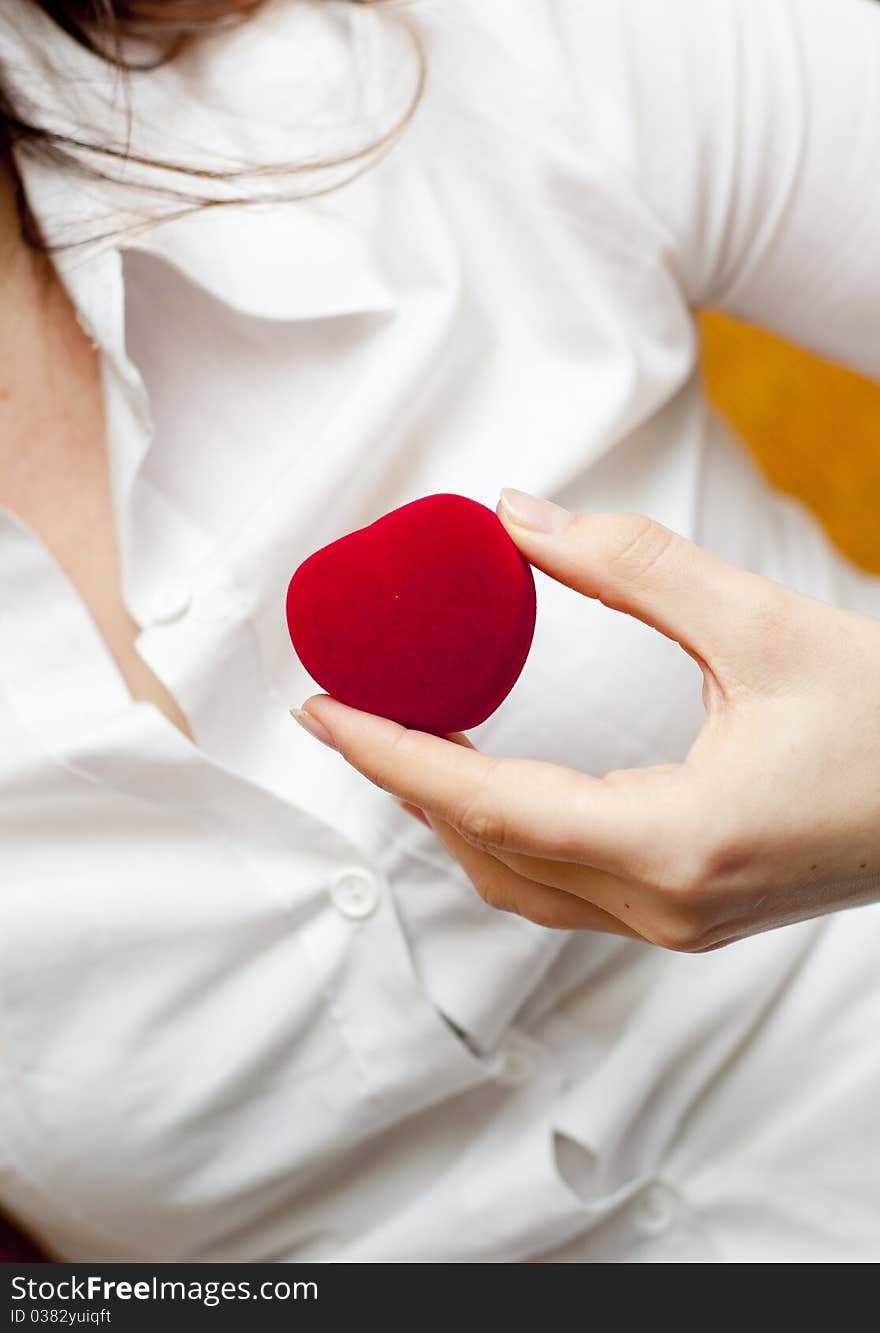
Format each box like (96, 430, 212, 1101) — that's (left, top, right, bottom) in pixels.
(299, 694, 691, 879)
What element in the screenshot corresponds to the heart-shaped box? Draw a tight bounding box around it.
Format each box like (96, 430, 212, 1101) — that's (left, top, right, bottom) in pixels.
(286, 493, 537, 734)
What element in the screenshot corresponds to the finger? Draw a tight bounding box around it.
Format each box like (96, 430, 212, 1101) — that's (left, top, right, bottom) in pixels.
(394, 797, 430, 827)
(473, 841, 658, 932)
(443, 731, 477, 749)
(299, 694, 694, 878)
(424, 811, 646, 938)
(401, 784, 663, 933)
(496, 489, 785, 674)
(397, 730, 482, 826)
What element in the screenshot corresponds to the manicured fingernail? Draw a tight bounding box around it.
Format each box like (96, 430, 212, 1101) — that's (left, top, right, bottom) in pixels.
(499, 487, 572, 533)
(290, 708, 337, 750)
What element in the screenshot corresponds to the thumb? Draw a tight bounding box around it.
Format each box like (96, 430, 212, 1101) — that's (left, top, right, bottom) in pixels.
(497, 487, 775, 669)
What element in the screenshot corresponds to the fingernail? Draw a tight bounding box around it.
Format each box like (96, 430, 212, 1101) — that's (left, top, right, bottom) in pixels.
(499, 487, 572, 533)
(290, 707, 337, 750)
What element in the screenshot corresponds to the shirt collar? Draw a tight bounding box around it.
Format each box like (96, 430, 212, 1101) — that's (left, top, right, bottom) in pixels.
(4, 0, 408, 325)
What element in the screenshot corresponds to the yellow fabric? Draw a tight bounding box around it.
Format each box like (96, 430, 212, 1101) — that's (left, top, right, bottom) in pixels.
(700, 313, 880, 573)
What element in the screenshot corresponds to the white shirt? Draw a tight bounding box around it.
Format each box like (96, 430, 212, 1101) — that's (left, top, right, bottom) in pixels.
(1, 0, 879, 1263)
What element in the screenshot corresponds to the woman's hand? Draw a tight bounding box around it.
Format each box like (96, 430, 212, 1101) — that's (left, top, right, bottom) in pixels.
(292, 488, 880, 952)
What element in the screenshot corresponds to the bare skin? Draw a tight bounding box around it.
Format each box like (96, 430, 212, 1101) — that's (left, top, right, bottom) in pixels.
(0, 169, 193, 741)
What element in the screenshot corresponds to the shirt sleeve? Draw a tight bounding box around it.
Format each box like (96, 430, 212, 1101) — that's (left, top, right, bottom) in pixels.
(552, 0, 880, 380)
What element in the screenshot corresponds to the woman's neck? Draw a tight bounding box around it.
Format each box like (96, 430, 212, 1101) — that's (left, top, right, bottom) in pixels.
(0, 155, 108, 561)
(0, 156, 21, 250)
(0, 156, 196, 742)
(0, 163, 53, 368)
(0, 157, 38, 261)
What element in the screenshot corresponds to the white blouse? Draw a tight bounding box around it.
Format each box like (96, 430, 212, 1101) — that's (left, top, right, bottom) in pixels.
(1, 0, 879, 1262)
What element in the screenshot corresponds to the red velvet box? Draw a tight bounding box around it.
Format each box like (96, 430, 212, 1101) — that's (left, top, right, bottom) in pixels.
(287, 493, 537, 734)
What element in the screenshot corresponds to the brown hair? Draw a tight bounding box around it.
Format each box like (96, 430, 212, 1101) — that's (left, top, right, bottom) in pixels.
(0, 0, 424, 250)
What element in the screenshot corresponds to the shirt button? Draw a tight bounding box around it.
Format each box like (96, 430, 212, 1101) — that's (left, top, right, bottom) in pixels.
(634, 1182, 679, 1236)
(489, 1035, 536, 1086)
(329, 868, 380, 920)
(149, 584, 192, 625)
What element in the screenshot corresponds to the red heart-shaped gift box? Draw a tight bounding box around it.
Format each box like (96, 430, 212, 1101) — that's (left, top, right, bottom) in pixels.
(286, 493, 537, 734)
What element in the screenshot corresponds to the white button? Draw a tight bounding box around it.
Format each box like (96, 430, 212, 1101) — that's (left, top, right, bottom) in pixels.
(150, 584, 192, 625)
(489, 1036, 536, 1086)
(634, 1182, 679, 1236)
(329, 868, 380, 920)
